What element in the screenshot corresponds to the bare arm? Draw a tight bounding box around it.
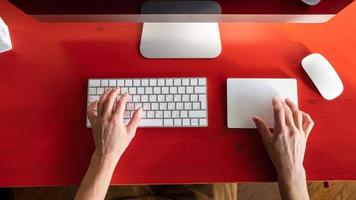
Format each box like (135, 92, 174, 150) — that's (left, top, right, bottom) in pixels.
(253, 98, 314, 200)
(75, 87, 142, 200)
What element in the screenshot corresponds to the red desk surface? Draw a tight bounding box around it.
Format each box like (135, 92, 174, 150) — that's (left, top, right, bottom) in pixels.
(1, 0, 356, 187)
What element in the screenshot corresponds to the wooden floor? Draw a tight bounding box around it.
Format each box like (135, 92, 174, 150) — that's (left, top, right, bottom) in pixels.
(1, 182, 356, 200)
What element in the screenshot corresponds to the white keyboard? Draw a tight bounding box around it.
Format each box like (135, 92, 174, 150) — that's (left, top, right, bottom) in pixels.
(87, 78, 208, 128)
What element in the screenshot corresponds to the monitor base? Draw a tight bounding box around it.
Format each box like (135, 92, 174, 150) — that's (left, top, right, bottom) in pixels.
(140, 23, 221, 59)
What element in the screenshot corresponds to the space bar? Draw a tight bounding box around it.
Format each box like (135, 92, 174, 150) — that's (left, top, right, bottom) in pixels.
(139, 119, 163, 127)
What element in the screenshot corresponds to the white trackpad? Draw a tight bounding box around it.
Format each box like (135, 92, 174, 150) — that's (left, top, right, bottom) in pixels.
(227, 78, 298, 129)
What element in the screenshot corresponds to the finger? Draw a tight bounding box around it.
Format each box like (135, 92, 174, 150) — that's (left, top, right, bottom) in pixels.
(302, 112, 314, 137)
(285, 98, 302, 129)
(272, 97, 285, 133)
(102, 87, 121, 116)
(87, 100, 98, 123)
(97, 89, 112, 116)
(127, 108, 142, 135)
(113, 93, 129, 121)
(253, 116, 272, 143)
(282, 100, 295, 128)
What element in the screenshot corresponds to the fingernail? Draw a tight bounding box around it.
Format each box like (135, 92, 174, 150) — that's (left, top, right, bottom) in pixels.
(272, 97, 279, 104)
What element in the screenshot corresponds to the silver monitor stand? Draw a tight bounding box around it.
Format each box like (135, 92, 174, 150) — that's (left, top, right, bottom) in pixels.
(140, 1, 221, 59)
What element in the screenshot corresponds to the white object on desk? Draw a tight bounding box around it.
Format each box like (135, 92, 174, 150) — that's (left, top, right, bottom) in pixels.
(0, 17, 12, 53)
(140, 23, 221, 59)
(301, 0, 322, 6)
(302, 53, 343, 100)
(87, 77, 208, 128)
(227, 78, 298, 129)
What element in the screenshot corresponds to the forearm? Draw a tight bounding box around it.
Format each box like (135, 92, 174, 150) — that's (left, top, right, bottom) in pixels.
(277, 167, 309, 200)
(74, 153, 120, 200)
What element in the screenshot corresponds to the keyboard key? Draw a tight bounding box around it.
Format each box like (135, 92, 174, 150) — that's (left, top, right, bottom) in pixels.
(181, 111, 188, 118)
(137, 87, 145, 94)
(189, 111, 207, 118)
(149, 95, 157, 102)
(193, 102, 200, 110)
(135, 103, 142, 109)
(199, 95, 207, 109)
(183, 119, 190, 126)
(146, 87, 153, 94)
(127, 103, 134, 110)
(191, 118, 199, 126)
(142, 79, 149, 86)
(143, 103, 151, 110)
(154, 87, 161, 94)
(127, 95, 133, 102)
(170, 87, 177, 94)
(166, 79, 173, 86)
(174, 95, 181, 102)
(151, 103, 159, 110)
(147, 111, 155, 118)
(133, 95, 140, 102)
(139, 119, 163, 126)
(164, 119, 173, 126)
(168, 103, 175, 110)
(160, 103, 167, 110)
(174, 79, 181, 86)
(156, 111, 163, 118)
(158, 95, 165, 102)
(117, 80, 125, 86)
(162, 87, 169, 94)
(141, 111, 147, 118)
(129, 87, 136, 94)
(88, 95, 100, 103)
(97, 88, 104, 95)
(174, 119, 182, 126)
(182, 79, 190, 86)
(133, 79, 141, 86)
(176, 103, 184, 110)
(195, 86, 205, 93)
(186, 87, 194, 94)
(184, 102, 192, 110)
(109, 80, 117, 86)
(190, 79, 198, 85)
(101, 80, 109, 87)
(141, 95, 149, 102)
(158, 79, 165, 86)
(150, 79, 157, 86)
(89, 80, 100, 87)
(182, 95, 190, 102)
(125, 80, 132, 86)
(191, 94, 198, 101)
(172, 111, 180, 118)
(88, 88, 96, 95)
(198, 78, 206, 85)
(164, 111, 171, 118)
(121, 87, 128, 94)
(178, 87, 185, 94)
(166, 95, 173, 102)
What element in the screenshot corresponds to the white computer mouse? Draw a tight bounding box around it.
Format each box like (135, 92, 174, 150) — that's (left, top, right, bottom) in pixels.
(301, 0, 322, 6)
(301, 53, 343, 100)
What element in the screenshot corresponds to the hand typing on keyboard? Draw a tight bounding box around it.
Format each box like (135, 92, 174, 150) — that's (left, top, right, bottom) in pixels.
(76, 87, 142, 200)
(86, 87, 142, 160)
(87, 78, 208, 127)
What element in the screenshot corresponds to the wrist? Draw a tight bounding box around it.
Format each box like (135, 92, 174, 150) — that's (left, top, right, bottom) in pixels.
(277, 165, 306, 186)
(91, 151, 121, 170)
